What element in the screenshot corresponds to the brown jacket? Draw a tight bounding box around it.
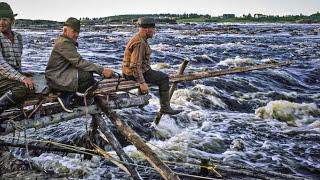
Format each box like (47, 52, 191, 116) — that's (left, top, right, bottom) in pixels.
(122, 33, 151, 84)
(45, 35, 103, 92)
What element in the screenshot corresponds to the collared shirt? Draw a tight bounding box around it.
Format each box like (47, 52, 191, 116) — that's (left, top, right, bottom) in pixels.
(122, 33, 151, 84)
(0, 31, 25, 81)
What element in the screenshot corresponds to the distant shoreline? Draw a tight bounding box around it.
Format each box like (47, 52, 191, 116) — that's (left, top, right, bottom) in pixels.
(15, 13, 320, 29)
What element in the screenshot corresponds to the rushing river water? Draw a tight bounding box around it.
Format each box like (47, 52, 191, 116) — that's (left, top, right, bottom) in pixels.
(4, 23, 320, 179)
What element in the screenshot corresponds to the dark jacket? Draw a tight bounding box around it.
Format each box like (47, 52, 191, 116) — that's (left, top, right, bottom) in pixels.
(45, 35, 103, 92)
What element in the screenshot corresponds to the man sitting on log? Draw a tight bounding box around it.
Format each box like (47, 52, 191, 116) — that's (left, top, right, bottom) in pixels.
(45, 17, 114, 112)
(122, 17, 182, 115)
(0, 2, 34, 114)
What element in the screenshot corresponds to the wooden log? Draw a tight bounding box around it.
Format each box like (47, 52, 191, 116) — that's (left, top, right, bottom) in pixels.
(154, 59, 189, 125)
(94, 114, 142, 180)
(95, 61, 291, 94)
(1, 95, 151, 134)
(169, 61, 291, 83)
(96, 96, 180, 180)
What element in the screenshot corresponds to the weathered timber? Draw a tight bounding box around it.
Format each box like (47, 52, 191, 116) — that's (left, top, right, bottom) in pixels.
(94, 114, 142, 180)
(1, 95, 151, 134)
(170, 61, 291, 83)
(154, 59, 189, 125)
(96, 96, 180, 180)
(95, 61, 291, 94)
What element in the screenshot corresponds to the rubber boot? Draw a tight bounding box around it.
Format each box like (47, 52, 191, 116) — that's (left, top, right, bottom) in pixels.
(0, 90, 17, 114)
(159, 91, 183, 115)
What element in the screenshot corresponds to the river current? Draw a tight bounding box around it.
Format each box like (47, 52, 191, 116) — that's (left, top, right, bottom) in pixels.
(7, 23, 320, 179)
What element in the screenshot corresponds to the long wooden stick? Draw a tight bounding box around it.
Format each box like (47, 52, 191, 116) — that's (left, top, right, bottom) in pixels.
(154, 59, 189, 125)
(94, 114, 142, 180)
(169, 61, 291, 83)
(95, 61, 291, 94)
(96, 96, 180, 180)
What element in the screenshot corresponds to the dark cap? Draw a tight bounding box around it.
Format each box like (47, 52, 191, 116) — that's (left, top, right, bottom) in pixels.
(137, 17, 155, 28)
(0, 2, 17, 19)
(64, 17, 80, 32)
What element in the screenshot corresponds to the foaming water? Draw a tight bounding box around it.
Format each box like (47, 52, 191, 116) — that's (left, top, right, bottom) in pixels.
(6, 23, 320, 179)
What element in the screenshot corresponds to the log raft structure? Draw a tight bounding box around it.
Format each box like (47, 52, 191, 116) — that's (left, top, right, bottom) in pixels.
(0, 61, 298, 180)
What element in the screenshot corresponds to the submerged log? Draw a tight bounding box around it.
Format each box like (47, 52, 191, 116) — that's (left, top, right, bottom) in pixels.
(96, 96, 180, 180)
(1, 95, 151, 134)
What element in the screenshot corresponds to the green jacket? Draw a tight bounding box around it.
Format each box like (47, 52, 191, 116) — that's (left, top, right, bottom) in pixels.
(45, 35, 104, 92)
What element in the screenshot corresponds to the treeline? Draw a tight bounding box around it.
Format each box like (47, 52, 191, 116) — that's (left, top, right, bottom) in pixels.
(14, 12, 320, 28)
(80, 12, 320, 24)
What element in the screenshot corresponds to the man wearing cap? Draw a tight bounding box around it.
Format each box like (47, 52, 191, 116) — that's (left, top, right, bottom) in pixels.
(122, 17, 182, 115)
(45, 17, 114, 112)
(0, 2, 34, 114)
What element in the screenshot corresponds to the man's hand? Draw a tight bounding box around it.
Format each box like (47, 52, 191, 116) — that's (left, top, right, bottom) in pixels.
(22, 77, 34, 90)
(102, 68, 114, 78)
(139, 82, 149, 94)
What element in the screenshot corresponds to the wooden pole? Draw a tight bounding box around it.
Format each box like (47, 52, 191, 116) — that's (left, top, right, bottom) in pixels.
(94, 114, 142, 180)
(94, 61, 291, 95)
(169, 61, 291, 83)
(154, 59, 189, 125)
(96, 96, 180, 180)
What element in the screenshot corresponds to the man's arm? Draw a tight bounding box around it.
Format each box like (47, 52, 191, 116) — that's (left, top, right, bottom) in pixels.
(130, 43, 146, 84)
(130, 42, 149, 93)
(0, 50, 26, 82)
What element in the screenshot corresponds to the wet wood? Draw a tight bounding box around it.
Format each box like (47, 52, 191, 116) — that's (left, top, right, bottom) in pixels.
(94, 114, 142, 180)
(96, 96, 180, 180)
(154, 59, 189, 125)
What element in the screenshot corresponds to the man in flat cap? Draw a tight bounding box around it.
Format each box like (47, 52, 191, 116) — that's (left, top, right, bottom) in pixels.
(46, 17, 114, 112)
(0, 2, 34, 113)
(122, 17, 182, 115)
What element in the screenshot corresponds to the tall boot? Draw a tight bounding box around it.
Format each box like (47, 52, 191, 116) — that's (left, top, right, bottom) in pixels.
(0, 90, 17, 114)
(159, 91, 183, 115)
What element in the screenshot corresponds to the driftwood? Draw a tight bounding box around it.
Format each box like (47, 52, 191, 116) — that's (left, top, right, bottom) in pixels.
(96, 96, 180, 180)
(154, 59, 189, 125)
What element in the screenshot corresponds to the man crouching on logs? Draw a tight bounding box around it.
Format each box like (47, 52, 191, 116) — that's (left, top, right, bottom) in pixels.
(122, 17, 182, 115)
(45, 17, 114, 112)
(0, 2, 34, 114)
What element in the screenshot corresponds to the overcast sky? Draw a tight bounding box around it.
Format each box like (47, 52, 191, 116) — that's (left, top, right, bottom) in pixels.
(5, 0, 320, 21)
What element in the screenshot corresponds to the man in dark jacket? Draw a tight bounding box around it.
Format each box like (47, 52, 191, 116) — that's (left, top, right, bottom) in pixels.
(0, 2, 34, 114)
(122, 17, 182, 115)
(46, 17, 114, 112)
